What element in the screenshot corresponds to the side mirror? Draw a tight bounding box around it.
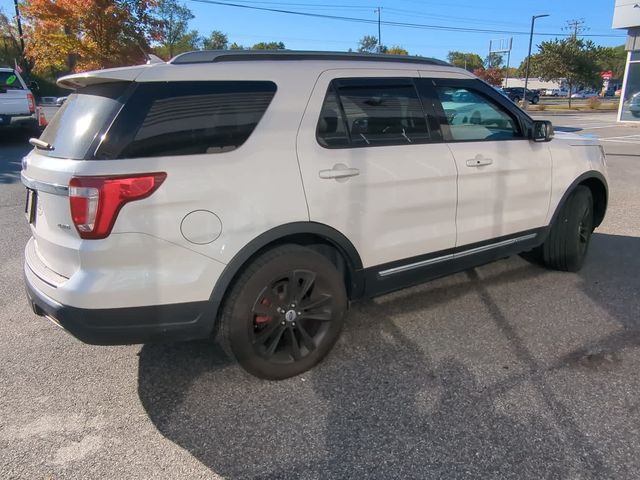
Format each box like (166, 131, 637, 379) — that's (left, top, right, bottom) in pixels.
(29, 81, 39, 92)
(532, 120, 554, 142)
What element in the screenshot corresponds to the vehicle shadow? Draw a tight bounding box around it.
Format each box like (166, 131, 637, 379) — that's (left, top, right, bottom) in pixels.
(0, 130, 31, 184)
(137, 233, 640, 479)
(552, 126, 583, 133)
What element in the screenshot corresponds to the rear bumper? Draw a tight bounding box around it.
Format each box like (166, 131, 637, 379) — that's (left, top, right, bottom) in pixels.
(25, 266, 218, 345)
(0, 114, 37, 128)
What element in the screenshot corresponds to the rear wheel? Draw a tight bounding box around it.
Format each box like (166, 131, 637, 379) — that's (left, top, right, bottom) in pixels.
(219, 245, 348, 380)
(540, 186, 594, 272)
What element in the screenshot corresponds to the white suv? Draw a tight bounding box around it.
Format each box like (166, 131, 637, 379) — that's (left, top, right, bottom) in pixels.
(22, 51, 608, 379)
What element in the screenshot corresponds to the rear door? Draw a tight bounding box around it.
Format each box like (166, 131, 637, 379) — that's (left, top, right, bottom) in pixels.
(418, 76, 552, 247)
(296, 69, 458, 270)
(0, 69, 29, 116)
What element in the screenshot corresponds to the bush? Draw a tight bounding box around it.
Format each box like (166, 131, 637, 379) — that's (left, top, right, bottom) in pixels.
(587, 97, 602, 109)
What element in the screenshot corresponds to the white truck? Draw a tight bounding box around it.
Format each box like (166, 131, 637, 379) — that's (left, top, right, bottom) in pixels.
(0, 67, 37, 131)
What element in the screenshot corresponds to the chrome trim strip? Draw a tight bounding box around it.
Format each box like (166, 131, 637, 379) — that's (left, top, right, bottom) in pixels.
(454, 233, 538, 259)
(378, 253, 454, 278)
(21, 172, 69, 196)
(377, 233, 538, 278)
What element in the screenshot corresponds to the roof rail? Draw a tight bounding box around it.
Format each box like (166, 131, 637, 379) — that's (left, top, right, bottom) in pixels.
(170, 50, 449, 67)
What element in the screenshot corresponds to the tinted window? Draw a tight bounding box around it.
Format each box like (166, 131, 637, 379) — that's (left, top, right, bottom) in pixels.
(100, 81, 277, 159)
(316, 84, 349, 147)
(0, 70, 23, 90)
(317, 79, 430, 148)
(39, 82, 130, 159)
(435, 86, 521, 141)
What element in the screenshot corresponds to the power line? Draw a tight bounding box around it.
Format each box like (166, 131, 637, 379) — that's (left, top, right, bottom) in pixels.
(187, 0, 626, 39)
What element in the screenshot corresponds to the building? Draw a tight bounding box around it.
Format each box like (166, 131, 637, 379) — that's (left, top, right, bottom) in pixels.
(612, 0, 640, 122)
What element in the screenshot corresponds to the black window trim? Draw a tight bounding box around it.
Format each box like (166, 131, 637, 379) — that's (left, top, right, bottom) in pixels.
(419, 78, 536, 144)
(315, 77, 444, 150)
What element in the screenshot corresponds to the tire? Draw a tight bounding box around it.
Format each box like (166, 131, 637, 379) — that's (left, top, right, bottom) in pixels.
(513, 96, 521, 103)
(531, 96, 539, 105)
(219, 244, 348, 380)
(540, 186, 594, 272)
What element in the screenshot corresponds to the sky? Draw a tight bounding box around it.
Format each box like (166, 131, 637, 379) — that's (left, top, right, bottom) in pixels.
(1, 0, 627, 66)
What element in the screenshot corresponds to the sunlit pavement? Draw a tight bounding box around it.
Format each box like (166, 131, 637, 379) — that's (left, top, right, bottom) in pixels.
(1, 118, 639, 479)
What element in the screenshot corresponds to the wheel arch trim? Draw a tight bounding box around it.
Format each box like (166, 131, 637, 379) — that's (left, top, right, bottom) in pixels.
(549, 170, 608, 228)
(208, 222, 364, 327)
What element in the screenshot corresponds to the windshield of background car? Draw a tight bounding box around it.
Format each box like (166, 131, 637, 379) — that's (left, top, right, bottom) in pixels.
(38, 82, 131, 159)
(0, 70, 23, 90)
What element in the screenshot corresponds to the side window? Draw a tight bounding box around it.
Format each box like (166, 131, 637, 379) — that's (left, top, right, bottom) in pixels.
(435, 86, 522, 141)
(317, 79, 431, 148)
(104, 81, 277, 159)
(0, 70, 24, 90)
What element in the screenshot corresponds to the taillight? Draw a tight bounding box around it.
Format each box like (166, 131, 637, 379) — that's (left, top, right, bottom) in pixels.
(69, 173, 166, 239)
(27, 93, 35, 114)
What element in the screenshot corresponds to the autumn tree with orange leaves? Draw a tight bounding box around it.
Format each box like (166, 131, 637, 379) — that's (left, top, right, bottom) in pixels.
(22, 0, 161, 74)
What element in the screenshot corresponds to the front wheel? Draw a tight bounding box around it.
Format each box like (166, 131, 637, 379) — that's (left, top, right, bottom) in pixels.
(540, 186, 594, 272)
(219, 245, 348, 380)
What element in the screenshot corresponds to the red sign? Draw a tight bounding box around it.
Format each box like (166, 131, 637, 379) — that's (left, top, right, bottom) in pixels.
(600, 70, 613, 80)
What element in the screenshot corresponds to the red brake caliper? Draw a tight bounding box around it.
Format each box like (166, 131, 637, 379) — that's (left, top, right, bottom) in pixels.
(255, 298, 273, 325)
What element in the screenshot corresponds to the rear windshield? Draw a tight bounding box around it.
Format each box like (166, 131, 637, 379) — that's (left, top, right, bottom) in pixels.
(39, 82, 130, 159)
(0, 70, 23, 90)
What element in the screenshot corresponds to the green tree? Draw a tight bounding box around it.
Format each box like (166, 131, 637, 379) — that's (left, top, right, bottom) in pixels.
(528, 37, 602, 106)
(485, 52, 503, 69)
(154, 0, 194, 58)
(203, 30, 228, 50)
(447, 51, 484, 71)
(387, 46, 408, 55)
(357, 35, 381, 53)
(229, 42, 244, 50)
(596, 44, 626, 79)
(252, 41, 285, 50)
(0, 10, 22, 68)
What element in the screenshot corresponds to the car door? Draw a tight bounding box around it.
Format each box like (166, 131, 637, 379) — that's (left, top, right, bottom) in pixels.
(296, 70, 458, 272)
(418, 76, 552, 248)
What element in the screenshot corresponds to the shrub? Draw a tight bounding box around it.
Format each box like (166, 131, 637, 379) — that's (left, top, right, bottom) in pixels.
(587, 97, 602, 109)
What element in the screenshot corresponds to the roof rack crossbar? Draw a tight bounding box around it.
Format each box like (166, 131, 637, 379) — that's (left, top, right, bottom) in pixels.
(170, 50, 449, 67)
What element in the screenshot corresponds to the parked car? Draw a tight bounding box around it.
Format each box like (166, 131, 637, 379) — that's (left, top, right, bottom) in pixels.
(22, 51, 608, 379)
(502, 87, 540, 104)
(0, 67, 37, 131)
(628, 92, 640, 118)
(544, 88, 568, 97)
(55, 96, 68, 106)
(571, 90, 598, 99)
(39, 96, 57, 105)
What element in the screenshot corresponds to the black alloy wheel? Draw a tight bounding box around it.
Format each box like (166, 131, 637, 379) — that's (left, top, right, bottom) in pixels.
(219, 245, 347, 379)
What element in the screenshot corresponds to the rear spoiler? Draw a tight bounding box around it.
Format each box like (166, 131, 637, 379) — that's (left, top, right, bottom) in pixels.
(57, 65, 154, 90)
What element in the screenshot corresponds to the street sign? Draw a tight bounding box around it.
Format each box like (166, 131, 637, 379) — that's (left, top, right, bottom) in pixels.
(601, 70, 613, 80)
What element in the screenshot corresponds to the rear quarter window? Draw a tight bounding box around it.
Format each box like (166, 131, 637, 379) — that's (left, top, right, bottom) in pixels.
(97, 81, 277, 159)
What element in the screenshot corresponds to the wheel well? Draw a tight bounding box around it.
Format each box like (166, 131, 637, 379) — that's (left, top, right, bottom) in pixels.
(579, 178, 607, 227)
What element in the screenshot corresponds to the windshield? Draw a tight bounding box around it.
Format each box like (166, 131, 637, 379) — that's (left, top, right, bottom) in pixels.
(0, 70, 23, 90)
(39, 82, 131, 159)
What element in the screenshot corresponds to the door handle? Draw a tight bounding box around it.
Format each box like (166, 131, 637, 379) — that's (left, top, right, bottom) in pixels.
(319, 164, 360, 180)
(466, 155, 493, 167)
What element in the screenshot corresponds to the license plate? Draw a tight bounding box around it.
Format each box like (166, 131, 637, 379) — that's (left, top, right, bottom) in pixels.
(25, 188, 37, 225)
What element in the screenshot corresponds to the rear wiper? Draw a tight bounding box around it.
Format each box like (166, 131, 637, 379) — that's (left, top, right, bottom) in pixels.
(29, 138, 54, 151)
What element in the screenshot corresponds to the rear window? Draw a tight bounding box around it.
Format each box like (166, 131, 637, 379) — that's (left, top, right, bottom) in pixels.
(96, 81, 277, 159)
(0, 70, 23, 90)
(39, 82, 130, 159)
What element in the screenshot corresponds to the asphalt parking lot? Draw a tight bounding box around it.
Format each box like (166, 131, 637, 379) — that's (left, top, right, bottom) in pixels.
(1, 113, 639, 479)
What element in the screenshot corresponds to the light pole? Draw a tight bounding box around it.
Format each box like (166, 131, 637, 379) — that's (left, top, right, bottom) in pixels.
(522, 14, 549, 110)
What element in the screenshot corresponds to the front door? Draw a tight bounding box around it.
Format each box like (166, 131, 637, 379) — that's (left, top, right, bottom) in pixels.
(421, 77, 552, 248)
(296, 70, 458, 270)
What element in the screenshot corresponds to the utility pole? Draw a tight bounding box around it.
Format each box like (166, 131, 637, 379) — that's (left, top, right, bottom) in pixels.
(13, 0, 25, 57)
(375, 7, 382, 53)
(523, 14, 549, 110)
(565, 18, 586, 40)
